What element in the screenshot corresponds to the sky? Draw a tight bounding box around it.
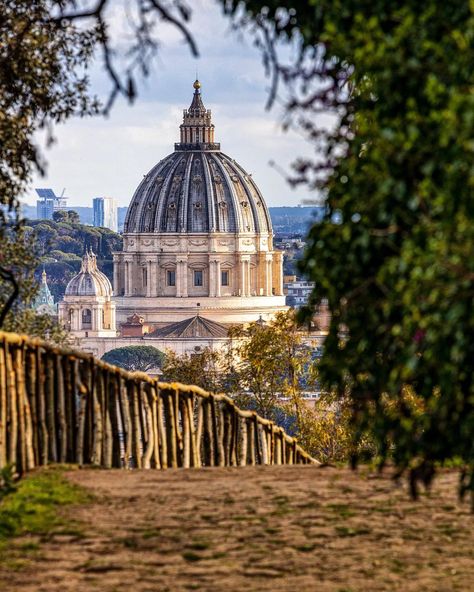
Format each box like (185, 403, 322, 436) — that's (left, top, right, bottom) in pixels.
(25, 0, 317, 209)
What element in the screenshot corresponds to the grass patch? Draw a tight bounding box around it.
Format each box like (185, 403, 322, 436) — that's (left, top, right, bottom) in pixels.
(294, 543, 316, 552)
(182, 551, 202, 562)
(0, 467, 91, 554)
(187, 541, 210, 551)
(335, 526, 371, 538)
(326, 503, 356, 519)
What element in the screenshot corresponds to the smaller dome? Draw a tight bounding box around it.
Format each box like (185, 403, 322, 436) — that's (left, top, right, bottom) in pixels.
(65, 249, 112, 297)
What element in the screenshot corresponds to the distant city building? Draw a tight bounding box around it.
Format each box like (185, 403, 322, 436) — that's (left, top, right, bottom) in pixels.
(35, 188, 68, 220)
(32, 270, 57, 316)
(93, 197, 118, 232)
(284, 277, 315, 308)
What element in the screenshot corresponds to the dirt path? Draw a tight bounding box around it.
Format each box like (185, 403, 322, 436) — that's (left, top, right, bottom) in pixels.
(1, 466, 473, 591)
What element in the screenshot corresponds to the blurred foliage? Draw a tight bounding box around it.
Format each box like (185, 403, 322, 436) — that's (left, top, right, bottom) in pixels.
(223, 1, 474, 495)
(102, 346, 166, 374)
(0, 224, 66, 342)
(0, 0, 195, 323)
(0, 0, 99, 224)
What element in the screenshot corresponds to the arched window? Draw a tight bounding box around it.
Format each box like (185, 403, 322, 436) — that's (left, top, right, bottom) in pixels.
(82, 308, 92, 329)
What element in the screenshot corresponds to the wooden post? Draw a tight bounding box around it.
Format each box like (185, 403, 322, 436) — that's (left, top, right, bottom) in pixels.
(253, 415, 261, 465)
(55, 354, 67, 463)
(0, 341, 7, 469)
(203, 398, 214, 467)
(25, 348, 39, 467)
(217, 406, 225, 467)
(260, 424, 269, 465)
(275, 431, 282, 465)
(248, 418, 256, 466)
(15, 346, 27, 474)
(6, 342, 18, 468)
(142, 385, 154, 469)
(118, 377, 132, 468)
(131, 381, 142, 469)
(186, 394, 198, 468)
(172, 389, 183, 466)
(181, 396, 191, 469)
(75, 361, 88, 466)
(164, 389, 178, 468)
(37, 349, 48, 465)
(209, 395, 220, 466)
(239, 417, 247, 467)
(223, 406, 232, 466)
(150, 383, 161, 469)
(195, 396, 203, 467)
(156, 389, 167, 469)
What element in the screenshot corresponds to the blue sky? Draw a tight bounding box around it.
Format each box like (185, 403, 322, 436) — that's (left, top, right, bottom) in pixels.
(25, 1, 316, 209)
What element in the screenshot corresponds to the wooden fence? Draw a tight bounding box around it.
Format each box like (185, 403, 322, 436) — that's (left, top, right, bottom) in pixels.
(0, 331, 317, 474)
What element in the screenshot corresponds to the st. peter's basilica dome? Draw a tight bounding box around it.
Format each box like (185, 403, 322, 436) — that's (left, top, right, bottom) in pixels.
(113, 81, 286, 326)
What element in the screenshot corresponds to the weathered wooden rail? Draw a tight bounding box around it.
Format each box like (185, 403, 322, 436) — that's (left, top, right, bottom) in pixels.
(0, 331, 317, 474)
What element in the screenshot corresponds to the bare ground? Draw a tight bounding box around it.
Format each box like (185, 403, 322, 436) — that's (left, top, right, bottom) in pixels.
(1, 465, 473, 592)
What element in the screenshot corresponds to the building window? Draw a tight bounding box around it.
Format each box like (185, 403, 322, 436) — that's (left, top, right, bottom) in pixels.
(194, 270, 203, 287)
(167, 270, 176, 287)
(142, 267, 147, 287)
(221, 270, 229, 286)
(82, 308, 92, 329)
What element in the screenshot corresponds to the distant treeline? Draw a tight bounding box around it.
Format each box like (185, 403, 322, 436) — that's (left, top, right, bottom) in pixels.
(24, 217, 122, 301)
(22, 204, 323, 234)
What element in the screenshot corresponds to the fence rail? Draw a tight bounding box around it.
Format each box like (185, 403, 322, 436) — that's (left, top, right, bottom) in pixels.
(0, 331, 317, 474)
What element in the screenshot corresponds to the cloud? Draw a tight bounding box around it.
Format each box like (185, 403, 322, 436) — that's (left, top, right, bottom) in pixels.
(25, 1, 318, 209)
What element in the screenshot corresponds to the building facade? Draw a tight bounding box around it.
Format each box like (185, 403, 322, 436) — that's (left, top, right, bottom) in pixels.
(93, 196, 118, 232)
(35, 188, 68, 220)
(59, 81, 290, 357)
(112, 80, 286, 326)
(58, 249, 116, 338)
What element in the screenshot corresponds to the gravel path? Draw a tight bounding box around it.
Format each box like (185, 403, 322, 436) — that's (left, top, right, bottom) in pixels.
(1, 465, 473, 591)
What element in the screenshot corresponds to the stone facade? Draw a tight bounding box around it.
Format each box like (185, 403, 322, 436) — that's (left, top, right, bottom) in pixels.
(58, 249, 117, 338)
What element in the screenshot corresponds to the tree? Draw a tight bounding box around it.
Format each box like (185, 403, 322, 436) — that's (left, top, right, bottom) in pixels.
(0, 0, 197, 322)
(222, 2, 474, 496)
(102, 346, 165, 373)
(227, 311, 318, 421)
(161, 348, 225, 393)
(0, 224, 67, 343)
(66, 210, 80, 225)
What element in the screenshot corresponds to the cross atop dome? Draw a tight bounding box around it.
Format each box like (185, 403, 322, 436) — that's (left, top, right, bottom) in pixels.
(175, 80, 220, 152)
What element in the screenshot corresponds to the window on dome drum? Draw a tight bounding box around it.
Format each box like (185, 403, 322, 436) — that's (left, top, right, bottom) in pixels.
(82, 308, 92, 329)
(221, 270, 229, 286)
(142, 267, 147, 287)
(194, 270, 203, 287)
(167, 270, 176, 287)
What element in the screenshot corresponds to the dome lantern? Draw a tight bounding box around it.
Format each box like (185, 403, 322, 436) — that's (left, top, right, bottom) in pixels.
(175, 80, 219, 151)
